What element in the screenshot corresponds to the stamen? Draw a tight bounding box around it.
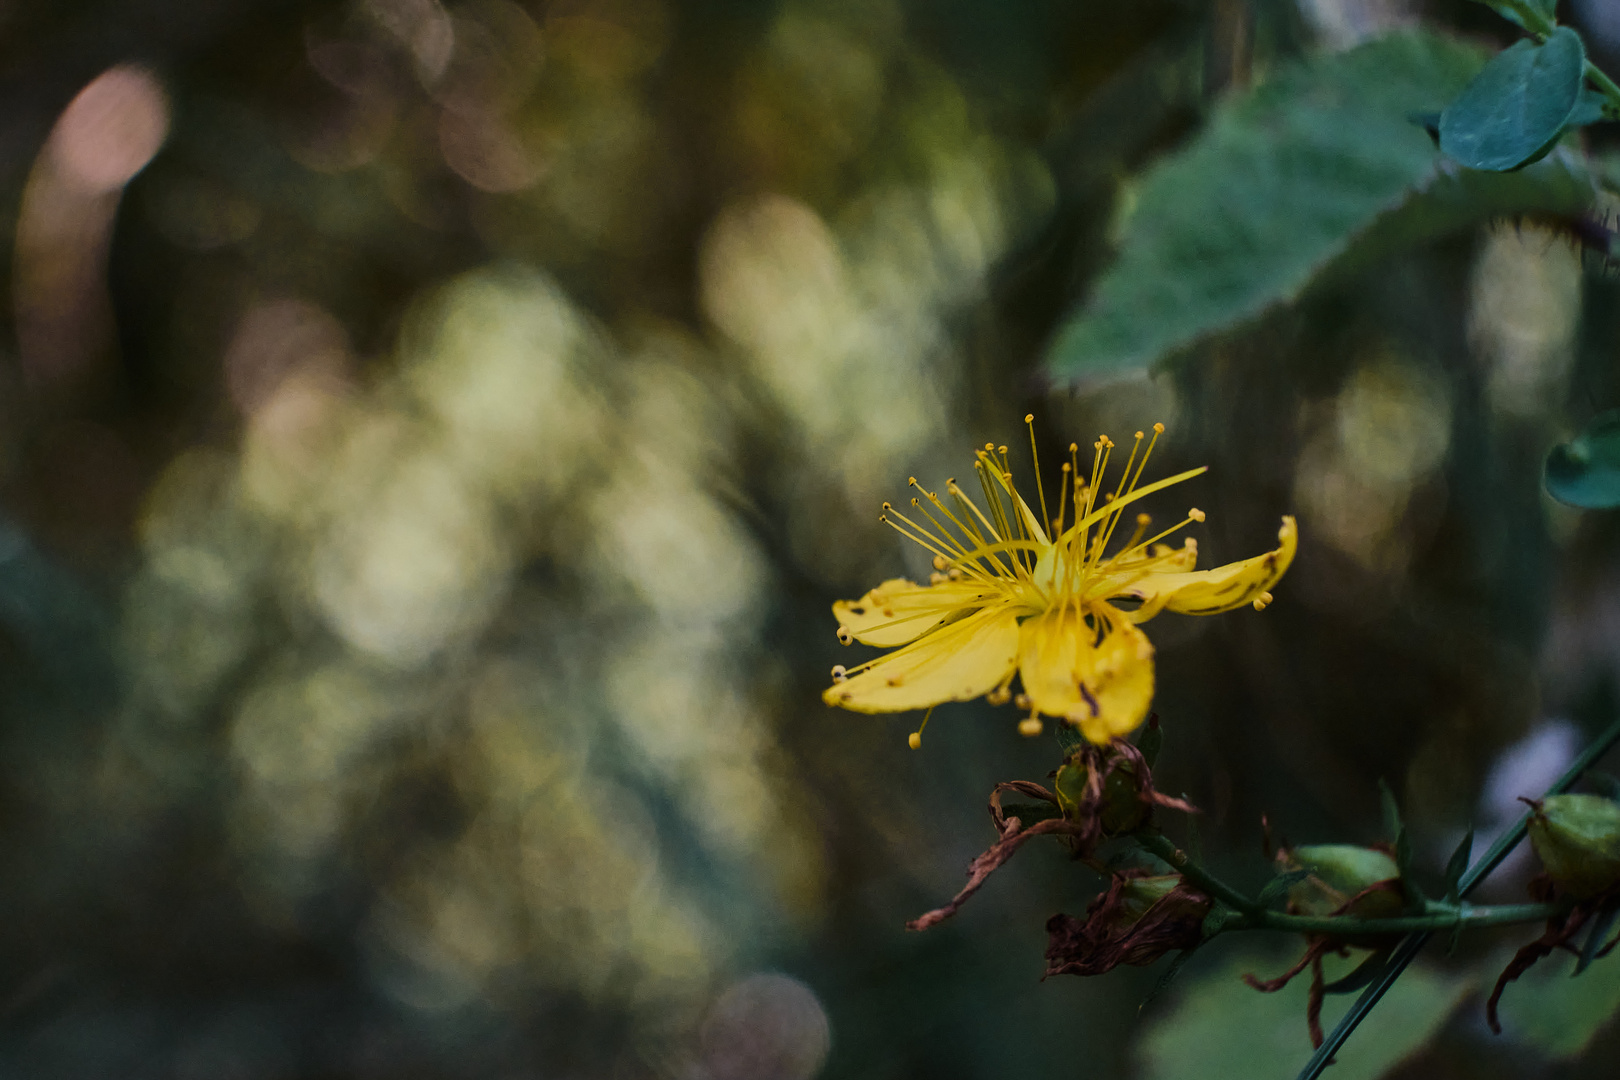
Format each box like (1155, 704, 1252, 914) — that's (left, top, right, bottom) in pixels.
(1018, 717, 1043, 737)
(830, 665, 847, 682)
(837, 626, 853, 645)
(1252, 590, 1274, 611)
(1189, 508, 1205, 522)
(908, 706, 936, 750)
(1026, 414, 1049, 531)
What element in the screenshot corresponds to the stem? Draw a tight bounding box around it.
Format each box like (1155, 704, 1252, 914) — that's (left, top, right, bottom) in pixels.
(1133, 830, 1567, 936)
(1257, 902, 1562, 938)
(1134, 830, 1260, 915)
(1296, 714, 1620, 1080)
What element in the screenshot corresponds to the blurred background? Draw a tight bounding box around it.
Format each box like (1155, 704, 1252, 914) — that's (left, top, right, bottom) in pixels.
(4, 0, 1620, 1077)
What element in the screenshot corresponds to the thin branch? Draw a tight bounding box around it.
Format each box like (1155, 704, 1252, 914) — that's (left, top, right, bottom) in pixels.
(1294, 716, 1620, 1080)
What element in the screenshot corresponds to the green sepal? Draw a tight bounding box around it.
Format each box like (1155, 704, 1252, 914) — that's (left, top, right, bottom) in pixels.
(1256, 869, 1312, 910)
(1575, 900, 1620, 975)
(1054, 719, 1086, 756)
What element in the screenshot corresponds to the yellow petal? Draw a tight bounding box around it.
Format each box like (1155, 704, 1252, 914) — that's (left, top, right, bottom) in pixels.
(1082, 542, 1198, 603)
(824, 604, 1020, 713)
(1017, 602, 1155, 743)
(1119, 516, 1296, 621)
(832, 577, 999, 647)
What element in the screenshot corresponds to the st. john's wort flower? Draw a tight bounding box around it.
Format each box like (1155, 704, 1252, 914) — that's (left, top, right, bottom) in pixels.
(824, 419, 1295, 744)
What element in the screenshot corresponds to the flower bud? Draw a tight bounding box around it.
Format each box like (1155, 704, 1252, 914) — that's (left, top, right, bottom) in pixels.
(1284, 844, 1404, 918)
(1525, 794, 1620, 899)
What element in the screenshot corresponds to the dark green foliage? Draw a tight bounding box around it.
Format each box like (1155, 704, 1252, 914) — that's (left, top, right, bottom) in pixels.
(1545, 410, 1620, 508)
(1044, 30, 1593, 384)
(1437, 28, 1586, 171)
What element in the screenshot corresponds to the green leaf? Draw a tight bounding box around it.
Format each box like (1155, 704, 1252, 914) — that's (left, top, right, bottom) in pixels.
(1565, 86, 1613, 130)
(1443, 828, 1473, 904)
(1321, 948, 1393, 996)
(1545, 410, 1620, 508)
(1491, 941, 1620, 1058)
(1438, 28, 1586, 171)
(1576, 901, 1620, 976)
(1135, 948, 1472, 1080)
(1053, 719, 1086, 756)
(1042, 30, 1595, 384)
(1379, 780, 1403, 844)
(1138, 717, 1164, 769)
(1139, 948, 1200, 1013)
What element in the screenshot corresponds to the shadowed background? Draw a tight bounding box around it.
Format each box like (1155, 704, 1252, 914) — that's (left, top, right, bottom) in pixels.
(3, 0, 1620, 1077)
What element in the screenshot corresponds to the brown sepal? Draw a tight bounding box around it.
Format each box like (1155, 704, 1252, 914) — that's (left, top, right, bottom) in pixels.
(1042, 869, 1211, 977)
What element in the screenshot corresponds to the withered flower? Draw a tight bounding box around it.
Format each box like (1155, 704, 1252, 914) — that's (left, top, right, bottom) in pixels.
(1044, 869, 1211, 977)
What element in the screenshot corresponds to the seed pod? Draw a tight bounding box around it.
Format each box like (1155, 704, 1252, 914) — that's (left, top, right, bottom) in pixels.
(1525, 794, 1620, 899)
(1285, 844, 1404, 918)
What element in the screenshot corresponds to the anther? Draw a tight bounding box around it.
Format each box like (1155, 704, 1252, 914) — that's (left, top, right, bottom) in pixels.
(997, 445, 1008, 455)
(1025, 413, 1034, 423)
(1137, 513, 1151, 525)
(1014, 693, 1031, 710)
(1018, 717, 1043, 737)
(1153, 422, 1165, 433)
(1135, 431, 1145, 440)
(908, 731, 922, 750)
(933, 554, 948, 571)
(1189, 508, 1206, 522)
(1069, 443, 1078, 453)
(882, 502, 893, 511)
(830, 665, 848, 682)
(837, 626, 853, 645)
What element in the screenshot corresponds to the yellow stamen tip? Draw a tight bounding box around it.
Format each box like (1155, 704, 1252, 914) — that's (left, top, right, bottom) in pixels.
(1135, 431, 1145, 440)
(1018, 717, 1043, 737)
(1014, 693, 1031, 710)
(1136, 513, 1150, 525)
(1024, 413, 1034, 423)
(932, 554, 948, 571)
(1153, 422, 1165, 433)
(830, 664, 847, 682)
(1189, 508, 1206, 522)
(908, 731, 922, 750)
(837, 626, 853, 645)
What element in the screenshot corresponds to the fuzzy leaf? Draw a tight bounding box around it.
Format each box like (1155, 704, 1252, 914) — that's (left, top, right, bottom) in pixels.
(1044, 30, 1594, 384)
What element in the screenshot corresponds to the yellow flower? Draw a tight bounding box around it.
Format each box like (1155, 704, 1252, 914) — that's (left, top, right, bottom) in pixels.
(823, 419, 1296, 745)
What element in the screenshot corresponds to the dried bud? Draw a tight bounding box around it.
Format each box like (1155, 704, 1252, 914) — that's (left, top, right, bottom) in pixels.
(1284, 844, 1404, 918)
(1525, 794, 1620, 899)
(1054, 754, 1148, 835)
(1045, 871, 1211, 977)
